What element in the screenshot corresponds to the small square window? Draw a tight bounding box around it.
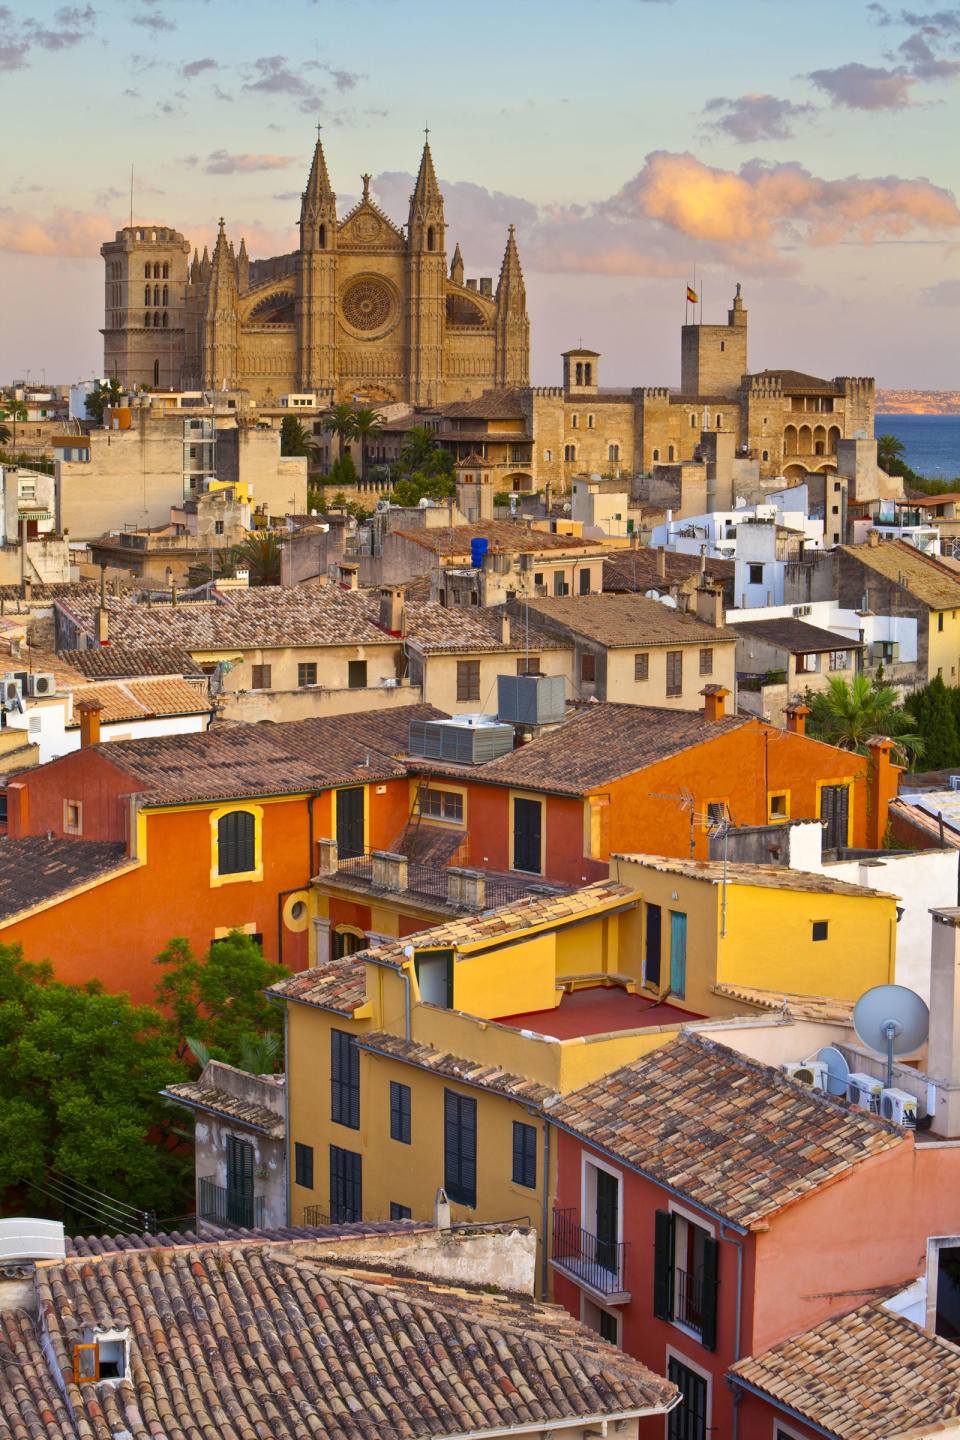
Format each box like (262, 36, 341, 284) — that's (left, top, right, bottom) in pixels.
(294, 1142, 314, 1188)
(812, 920, 828, 941)
(298, 662, 318, 687)
(348, 660, 367, 689)
(517, 656, 540, 675)
(580, 653, 596, 684)
(748, 563, 763, 585)
(251, 664, 271, 690)
(769, 793, 788, 818)
(699, 648, 713, 676)
(64, 799, 82, 835)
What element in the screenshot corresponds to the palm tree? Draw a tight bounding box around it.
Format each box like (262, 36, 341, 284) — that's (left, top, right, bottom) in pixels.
(350, 406, 384, 479)
(807, 674, 923, 763)
(399, 424, 439, 475)
(233, 530, 283, 586)
(186, 1031, 281, 1074)
(322, 403, 357, 467)
(877, 434, 907, 474)
(0, 422, 10, 451)
(0, 402, 26, 453)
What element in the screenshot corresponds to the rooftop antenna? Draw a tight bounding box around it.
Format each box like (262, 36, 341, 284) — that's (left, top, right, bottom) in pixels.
(853, 983, 929, 1090)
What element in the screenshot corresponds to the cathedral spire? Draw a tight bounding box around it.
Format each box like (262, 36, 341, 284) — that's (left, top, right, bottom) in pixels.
(496, 225, 524, 302)
(410, 134, 441, 214)
(210, 218, 237, 296)
(408, 132, 444, 252)
(450, 242, 464, 286)
(301, 128, 335, 224)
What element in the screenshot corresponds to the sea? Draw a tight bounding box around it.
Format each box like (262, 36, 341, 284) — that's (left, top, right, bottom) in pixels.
(875, 413, 960, 484)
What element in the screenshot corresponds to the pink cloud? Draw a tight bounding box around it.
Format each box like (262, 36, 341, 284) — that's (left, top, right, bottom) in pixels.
(0, 206, 120, 257)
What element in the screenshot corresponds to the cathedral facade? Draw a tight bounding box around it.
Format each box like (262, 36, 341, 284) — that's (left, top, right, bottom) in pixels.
(100, 135, 530, 407)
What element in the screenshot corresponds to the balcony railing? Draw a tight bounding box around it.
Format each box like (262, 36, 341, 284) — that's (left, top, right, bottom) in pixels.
(551, 1208, 629, 1297)
(302, 1205, 331, 1227)
(333, 850, 537, 909)
(675, 1266, 704, 1335)
(198, 1176, 264, 1230)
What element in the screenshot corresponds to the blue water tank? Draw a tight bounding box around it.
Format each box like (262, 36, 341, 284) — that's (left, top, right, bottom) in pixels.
(470, 537, 489, 569)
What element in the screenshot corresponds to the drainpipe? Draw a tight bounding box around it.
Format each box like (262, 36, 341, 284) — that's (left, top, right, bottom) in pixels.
(365, 952, 412, 1040)
(307, 791, 321, 877)
(540, 1115, 551, 1301)
(265, 993, 290, 1225)
(721, 1220, 745, 1440)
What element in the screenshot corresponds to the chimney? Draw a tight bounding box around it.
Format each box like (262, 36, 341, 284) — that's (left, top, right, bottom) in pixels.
(867, 529, 882, 547)
(783, 699, 811, 736)
(700, 684, 730, 722)
(75, 698, 102, 748)
(21, 577, 31, 604)
(96, 605, 109, 645)
(699, 545, 707, 576)
(500, 613, 511, 646)
(695, 582, 723, 628)
(656, 548, 666, 579)
(866, 735, 900, 849)
(378, 585, 404, 635)
(171, 580, 178, 608)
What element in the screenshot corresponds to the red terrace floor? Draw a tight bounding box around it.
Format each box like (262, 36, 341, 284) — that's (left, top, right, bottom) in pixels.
(494, 987, 702, 1039)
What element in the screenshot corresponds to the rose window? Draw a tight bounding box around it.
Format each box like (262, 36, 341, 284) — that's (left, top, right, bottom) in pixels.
(342, 280, 393, 331)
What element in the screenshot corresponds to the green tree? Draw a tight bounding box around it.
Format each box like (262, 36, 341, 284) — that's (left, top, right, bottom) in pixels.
(0, 943, 188, 1224)
(350, 406, 384, 478)
(877, 433, 907, 474)
(329, 451, 358, 488)
(83, 381, 122, 425)
(807, 673, 923, 762)
(390, 469, 457, 507)
(322, 403, 358, 463)
(234, 530, 283, 585)
(0, 422, 10, 449)
(398, 425, 439, 473)
(905, 674, 960, 770)
(154, 930, 287, 1068)
(279, 415, 307, 456)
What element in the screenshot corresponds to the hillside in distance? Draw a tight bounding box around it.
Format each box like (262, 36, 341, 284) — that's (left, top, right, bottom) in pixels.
(877, 390, 960, 414)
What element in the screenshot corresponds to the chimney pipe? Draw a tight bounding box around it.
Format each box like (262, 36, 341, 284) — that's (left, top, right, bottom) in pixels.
(501, 613, 510, 646)
(700, 685, 730, 722)
(75, 698, 102, 748)
(656, 548, 666, 579)
(783, 700, 811, 736)
(22, 577, 31, 604)
(378, 586, 404, 636)
(695, 582, 723, 629)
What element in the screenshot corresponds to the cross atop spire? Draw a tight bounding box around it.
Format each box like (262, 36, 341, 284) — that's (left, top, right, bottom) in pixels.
(300, 127, 335, 226)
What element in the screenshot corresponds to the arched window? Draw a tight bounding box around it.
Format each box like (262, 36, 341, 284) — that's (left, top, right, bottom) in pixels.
(161, 312, 168, 328)
(144, 262, 150, 278)
(144, 312, 151, 326)
(154, 359, 160, 386)
(153, 311, 159, 327)
(584, 363, 592, 385)
(716, 414, 722, 428)
(427, 226, 435, 251)
(217, 810, 255, 875)
(652, 449, 660, 462)
(162, 262, 169, 278)
(575, 363, 583, 386)
(318, 223, 326, 248)
(690, 413, 697, 428)
(668, 445, 675, 461)
(608, 444, 619, 462)
(761, 450, 769, 461)
(162, 285, 168, 305)
(144, 286, 151, 305)
(153, 263, 160, 279)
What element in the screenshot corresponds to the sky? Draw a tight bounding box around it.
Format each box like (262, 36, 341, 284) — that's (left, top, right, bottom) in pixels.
(1, 0, 959, 390)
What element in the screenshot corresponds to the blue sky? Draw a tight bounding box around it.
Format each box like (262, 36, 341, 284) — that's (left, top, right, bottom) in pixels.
(2, 0, 959, 387)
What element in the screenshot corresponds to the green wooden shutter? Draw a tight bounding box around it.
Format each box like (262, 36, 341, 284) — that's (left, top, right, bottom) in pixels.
(653, 1209, 675, 1320)
(700, 1234, 719, 1351)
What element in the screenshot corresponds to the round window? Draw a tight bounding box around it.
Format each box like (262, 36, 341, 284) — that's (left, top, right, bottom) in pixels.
(290, 900, 306, 921)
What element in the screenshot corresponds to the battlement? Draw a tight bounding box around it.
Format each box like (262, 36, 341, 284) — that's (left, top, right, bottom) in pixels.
(836, 376, 875, 395)
(103, 226, 190, 252)
(635, 386, 670, 401)
(743, 374, 782, 397)
(529, 386, 563, 397)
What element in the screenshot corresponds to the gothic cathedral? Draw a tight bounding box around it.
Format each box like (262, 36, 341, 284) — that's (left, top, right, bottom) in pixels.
(100, 134, 530, 406)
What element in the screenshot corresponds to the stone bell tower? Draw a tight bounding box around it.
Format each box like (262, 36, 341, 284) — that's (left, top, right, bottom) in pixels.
(101, 224, 190, 389)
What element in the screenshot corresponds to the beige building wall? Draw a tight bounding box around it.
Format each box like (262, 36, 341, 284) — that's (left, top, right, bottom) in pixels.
(419, 645, 574, 714)
(208, 639, 401, 700)
(600, 639, 737, 709)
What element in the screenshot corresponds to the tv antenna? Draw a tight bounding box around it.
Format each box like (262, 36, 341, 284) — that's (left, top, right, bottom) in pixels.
(853, 983, 929, 1089)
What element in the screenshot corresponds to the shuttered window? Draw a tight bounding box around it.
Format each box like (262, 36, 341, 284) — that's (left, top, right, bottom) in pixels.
(390, 1081, 411, 1144)
(443, 1090, 477, 1208)
(635, 652, 649, 681)
(667, 1359, 708, 1440)
(251, 664, 271, 690)
(217, 811, 255, 875)
(457, 660, 480, 702)
(666, 650, 683, 696)
(331, 1029, 360, 1129)
(511, 1121, 537, 1189)
(699, 647, 713, 676)
(294, 1142, 314, 1189)
(580, 653, 596, 683)
(329, 1145, 362, 1223)
(653, 1208, 719, 1352)
(390, 1202, 411, 1220)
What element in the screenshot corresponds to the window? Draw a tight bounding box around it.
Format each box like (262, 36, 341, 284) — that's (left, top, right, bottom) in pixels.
(580, 653, 596, 684)
(512, 1121, 537, 1189)
(415, 948, 453, 1007)
(571, 414, 578, 428)
(513, 796, 542, 874)
(217, 810, 255, 875)
(534, 572, 544, 587)
(251, 664, 271, 690)
(348, 659, 367, 689)
(635, 652, 649, 682)
(654, 1210, 719, 1350)
(652, 449, 660, 462)
(706, 802, 728, 824)
(225, 1135, 255, 1226)
(214, 519, 224, 535)
(699, 648, 712, 676)
(584, 1300, 619, 1345)
(667, 1358, 709, 1440)
(748, 563, 763, 585)
(812, 920, 828, 941)
(544, 448, 552, 461)
(553, 570, 569, 596)
(579, 567, 591, 595)
(769, 792, 789, 820)
(294, 1142, 314, 1188)
(796, 652, 821, 673)
(939, 612, 945, 632)
(457, 660, 480, 702)
(761, 449, 769, 461)
(144, 285, 151, 306)
(608, 443, 619, 461)
(144, 263, 151, 278)
(163, 262, 169, 278)
(64, 800, 82, 835)
(690, 413, 697, 428)
(829, 650, 848, 671)
(645, 903, 661, 985)
(820, 783, 850, 851)
(516, 656, 540, 675)
(333, 928, 365, 959)
(329, 1145, 362, 1223)
(298, 662, 318, 687)
(390, 1202, 411, 1220)
(666, 650, 683, 697)
(443, 1090, 477, 1208)
(420, 788, 464, 822)
(331, 1029, 360, 1129)
(336, 786, 365, 859)
(668, 445, 675, 461)
(390, 1081, 411, 1143)
(564, 445, 576, 462)
(0, 792, 7, 825)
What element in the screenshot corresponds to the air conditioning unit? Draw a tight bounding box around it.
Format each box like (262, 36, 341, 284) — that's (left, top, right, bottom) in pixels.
(792, 605, 812, 617)
(783, 1060, 828, 1090)
(26, 672, 56, 698)
(2, 676, 22, 709)
(881, 1088, 918, 1128)
(847, 1072, 883, 1112)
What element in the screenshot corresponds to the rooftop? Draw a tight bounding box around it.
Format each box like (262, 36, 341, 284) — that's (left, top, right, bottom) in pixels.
(711, 982, 856, 1024)
(357, 1031, 559, 1106)
(730, 1300, 960, 1439)
(9, 1236, 676, 1439)
(64, 677, 210, 728)
(393, 523, 605, 558)
(838, 538, 960, 610)
(0, 837, 132, 920)
(612, 853, 898, 900)
(163, 1062, 285, 1137)
(752, 368, 844, 394)
(603, 550, 735, 594)
(57, 644, 202, 679)
(727, 616, 864, 654)
(522, 592, 738, 647)
(440, 387, 528, 420)
(496, 987, 702, 1038)
(549, 1032, 903, 1228)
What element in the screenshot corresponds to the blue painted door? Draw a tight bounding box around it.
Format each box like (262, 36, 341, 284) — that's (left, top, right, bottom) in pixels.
(669, 911, 687, 998)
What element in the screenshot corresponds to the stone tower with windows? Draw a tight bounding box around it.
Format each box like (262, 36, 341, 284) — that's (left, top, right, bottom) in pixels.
(297, 132, 339, 398)
(100, 225, 190, 389)
(680, 284, 748, 399)
(405, 138, 446, 406)
(203, 219, 240, 390)
(494, 226, 529, 388)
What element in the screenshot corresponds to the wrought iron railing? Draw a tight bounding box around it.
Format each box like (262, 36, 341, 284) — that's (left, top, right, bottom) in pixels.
(198, 1177, 264, 1230)
(302, 1205, 331, 1227)
(675, 1266, 704, 1334)
(551, 1208, 628, 1295)
(333, 850, 539, 909)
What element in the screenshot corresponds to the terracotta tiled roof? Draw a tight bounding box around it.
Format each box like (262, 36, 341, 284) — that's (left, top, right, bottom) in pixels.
(549, 1033, 903, 1227)
(612, 853, 897, 900)
(604, 551, 734, 593)
(57, 645, 202, 678)
(412, 703, 747, 796)
(523, 592, 739, 646)
(727, 617, 863, 654)
(66, 1219, 427, 1257)
(13, 1240, 676, 1438)
(163, 1078, 286, 1135)
(0, 837, 132, 920)
(0, 581, 99, 601)
(358, 1032, 560, 1105)
(730, 1301, 960, 1439)
(87, 705, 444, 805)
(394, 523, 604, 557)
(352, 592, 563, 654)
(838, 538, 960, 610)
(269, 954, 368, 1013)
(712, 983, 856, 1023)
(441, 387, 527, 419)
(752, 368, 843, 394)
(64, 677, 210, 728)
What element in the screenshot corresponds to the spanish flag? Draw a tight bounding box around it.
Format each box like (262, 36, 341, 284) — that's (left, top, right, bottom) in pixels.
(687, 285, 699, 304)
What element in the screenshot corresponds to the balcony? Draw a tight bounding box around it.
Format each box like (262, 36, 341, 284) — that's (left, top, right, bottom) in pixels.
(550, 1208, 630, 1303)
(675, 1266, 704, 1336)
(198, 1176, 264, 1230)
(302, 1205, 331, 1226)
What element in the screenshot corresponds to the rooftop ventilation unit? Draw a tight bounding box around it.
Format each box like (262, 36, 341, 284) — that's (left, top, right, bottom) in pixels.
(881, 1087, 918, 1128)
(26, 672, 55, 698)
(847, 1072, 883, 1112)
(497, 674, 566, 726)
(0, 1217, 65, 1263)
(783, 1060, 828, 1090)
(408, 715, 515, 766)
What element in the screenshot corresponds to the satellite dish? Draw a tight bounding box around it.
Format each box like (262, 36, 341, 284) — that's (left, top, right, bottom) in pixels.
(818, 1045, 851, 1097)
(853, 983, 929, 1087)
(658, 594, 678, 609)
